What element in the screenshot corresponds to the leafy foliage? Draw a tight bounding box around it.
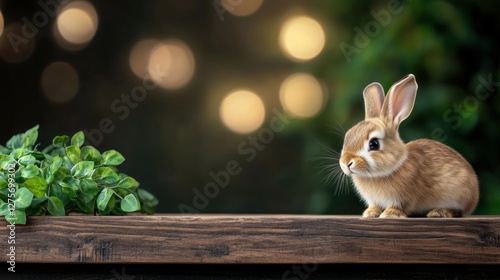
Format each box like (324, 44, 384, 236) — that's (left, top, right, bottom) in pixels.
(0, 125, 158, 224)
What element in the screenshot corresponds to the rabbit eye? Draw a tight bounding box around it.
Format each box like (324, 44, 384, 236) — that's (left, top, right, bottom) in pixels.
(369, 138, 379, 151)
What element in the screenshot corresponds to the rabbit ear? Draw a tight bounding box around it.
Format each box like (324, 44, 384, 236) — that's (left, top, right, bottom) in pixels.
(381, 74, 418, 126)
(363, 82, 385, 119)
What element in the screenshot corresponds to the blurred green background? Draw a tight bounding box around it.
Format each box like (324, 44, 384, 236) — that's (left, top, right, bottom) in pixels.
(0, 0, 498, 215)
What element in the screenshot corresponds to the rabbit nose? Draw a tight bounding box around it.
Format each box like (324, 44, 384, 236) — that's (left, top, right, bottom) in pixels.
(347, 161, 355, 172)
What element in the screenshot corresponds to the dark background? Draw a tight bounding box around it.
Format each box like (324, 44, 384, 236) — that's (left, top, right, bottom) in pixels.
(0, 0, 498, 215)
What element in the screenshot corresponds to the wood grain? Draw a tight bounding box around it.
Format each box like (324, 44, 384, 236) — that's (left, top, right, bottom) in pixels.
(1, 215, 499, 264)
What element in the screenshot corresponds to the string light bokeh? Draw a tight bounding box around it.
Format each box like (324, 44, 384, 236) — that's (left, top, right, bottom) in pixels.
(148, 39, 195, 90)
(0, 1, 327, 127)
(221, 0, 264, 17)
(220, 90, 266, 134)
(129, 38, 159, 79)
(279, 16, 326, 61)
(55, 1, 98, 50)
(41, 61, 80, 103)
(279, 73, 325, 118)
(0, 23, 35, 63)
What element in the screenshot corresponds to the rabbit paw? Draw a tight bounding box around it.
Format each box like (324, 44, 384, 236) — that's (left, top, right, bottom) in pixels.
(362, 206, 382, 218)
(380, 207, 407, 218)
(426, 209, 461, 218)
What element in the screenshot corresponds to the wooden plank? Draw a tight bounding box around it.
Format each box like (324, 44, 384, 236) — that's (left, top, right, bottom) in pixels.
(1, 215, 499, 264)
(2, 263, 500, 279)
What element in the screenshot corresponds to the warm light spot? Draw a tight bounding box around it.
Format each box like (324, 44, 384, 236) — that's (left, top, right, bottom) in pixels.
(220, 90, 265, 134)
(279, 16, 325, 61)
(0, 10, 4, 38)
(279, 73, 324, 118)
(148, 39, 195, 90)
(148, 44, 171, 86)
(0, 23, 35, 63)
(56, 1, 98, 45)
(129, 38, 159, 79)
(221, 0, 263, 17)
(41, 62, 79, 103)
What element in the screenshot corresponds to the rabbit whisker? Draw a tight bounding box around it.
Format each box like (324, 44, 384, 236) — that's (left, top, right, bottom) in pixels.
(310, 145, 351, 196)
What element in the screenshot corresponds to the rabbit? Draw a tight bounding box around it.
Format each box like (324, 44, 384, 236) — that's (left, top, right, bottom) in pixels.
(339, 74, 479, 218)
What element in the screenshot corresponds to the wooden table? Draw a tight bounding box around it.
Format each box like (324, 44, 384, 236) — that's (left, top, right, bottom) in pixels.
(1, 215, 499, 278)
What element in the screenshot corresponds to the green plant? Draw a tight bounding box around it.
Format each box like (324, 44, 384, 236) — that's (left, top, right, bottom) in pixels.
(0, 125, 158, 225)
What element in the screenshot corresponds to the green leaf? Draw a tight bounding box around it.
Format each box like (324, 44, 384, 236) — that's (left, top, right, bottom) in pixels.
(0, 156, 16, 170)
(81, 146, 102, 163)
(0, 188, 8, 202)
(65, 146, 81, 164)
(97, 188, 113, 211)
(25, 206, 44, 216)
(0, 201, 9, 216)
(101, 150, 125, 166)
(138, 189, 158, 214)
(54, 166, 70, 181)
(138, 188, 157, 202)
(71, 131, 85, 148)
(41, 144, 55, 155)
(42, 168, 54, 184)
(62, 156, 75, 170)
(19, 155, 36, 165)
(49, 184, 69, 205)
(47, 196, 65, 216)
(120, 194, 140, 212)
(38, 158, 51, 173)
(41, 158, 51, 170)
(6, 134, 23, 150)
(21, 164, 39, 178)
(63, 177, 80, 189)
(78, 191, 95, 204)
(22, 176, 47, 198)
(71, 161, 94, 178)
(76, 197, 95, 214)
(14, 187, 34, 210)
(59, 177, 79, 198)
(53, 135, 70, 148)
(23, 125, 39, 148)
(116, 176, 137, 189)
(92, 167, 120, 185)
(31, 151, 46, 160)
(0, 178, 7, 189)
(80, 179, 98, 196)
(5, 209, 26, 225)
(101, 195, 116, 214)
(30, 196, 48, 207)
(10, 148, 26, 159)
(0, 145, 10, 154)
(61, 185, 77, 198)
(50, 156, 63, 173)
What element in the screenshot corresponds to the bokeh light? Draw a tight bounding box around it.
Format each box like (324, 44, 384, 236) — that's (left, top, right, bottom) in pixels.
(0, 23, 35, 63)
(41, 62, 79, 103)
(279, 73, 325, 118)
(129, 38, 159, 79)
(148, 39, 195, 90)
(221, 0, 264, 17)
(0, 10, 4, 38)
(56, 1, 98, 46)
(279, 16, 325, 61)
(220, 90, 266, 134)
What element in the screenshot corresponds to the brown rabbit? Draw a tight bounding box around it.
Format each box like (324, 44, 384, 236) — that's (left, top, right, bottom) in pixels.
(339, 74, 479, 218)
